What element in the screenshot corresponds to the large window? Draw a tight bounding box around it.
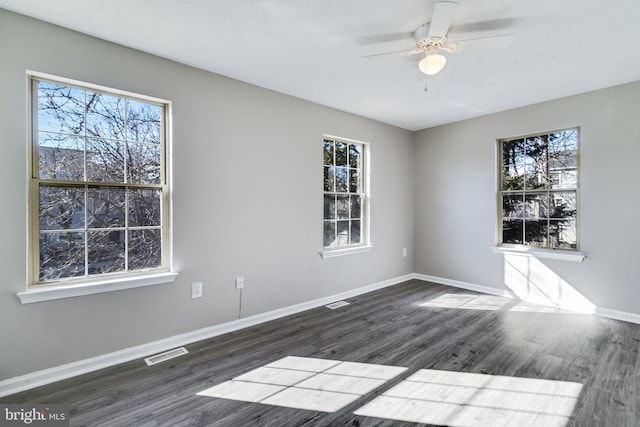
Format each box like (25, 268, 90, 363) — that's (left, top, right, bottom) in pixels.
(323, 136, 368, 252)
(29, 74, 170, 286)
(499, 128, 579, 249)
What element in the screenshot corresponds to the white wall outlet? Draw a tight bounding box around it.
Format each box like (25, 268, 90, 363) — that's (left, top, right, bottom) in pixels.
(402, 248, 408, 257)
(191, 282, 203, 298)
(236, 276, 244, 290)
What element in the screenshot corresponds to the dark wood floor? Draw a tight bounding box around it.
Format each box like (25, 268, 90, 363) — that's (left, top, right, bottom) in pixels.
(3, 280, 640, 426)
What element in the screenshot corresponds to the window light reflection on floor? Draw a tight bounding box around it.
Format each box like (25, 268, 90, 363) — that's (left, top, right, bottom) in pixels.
(354, 369, 583, 427)
(196, 356, 408, 413)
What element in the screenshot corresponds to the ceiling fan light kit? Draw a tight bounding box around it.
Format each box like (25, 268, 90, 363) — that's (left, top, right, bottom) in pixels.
(419, 52, 447, 75)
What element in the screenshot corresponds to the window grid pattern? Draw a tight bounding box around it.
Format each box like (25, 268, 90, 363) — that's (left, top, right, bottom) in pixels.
(323, 138, 365, 249)
(499, 128, 579, 250)
(31, 77, 168, 284)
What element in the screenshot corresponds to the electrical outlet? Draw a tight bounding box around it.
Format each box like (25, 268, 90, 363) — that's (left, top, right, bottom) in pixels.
(402, 248, 408, 257)
(236, 276, 244, 290)
(191, 282, 203, 298)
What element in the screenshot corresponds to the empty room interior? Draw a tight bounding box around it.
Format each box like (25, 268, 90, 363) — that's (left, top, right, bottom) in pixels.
(1, 1, 640, 426)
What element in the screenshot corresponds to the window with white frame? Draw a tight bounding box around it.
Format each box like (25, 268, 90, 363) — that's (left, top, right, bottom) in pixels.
(323, 136, 367, 251)
(499, 128, 579, 249)
(29, 74, 170, 286)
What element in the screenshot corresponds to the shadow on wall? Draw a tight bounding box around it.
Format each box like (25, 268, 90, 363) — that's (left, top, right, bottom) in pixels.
(502, 253, 595, 314)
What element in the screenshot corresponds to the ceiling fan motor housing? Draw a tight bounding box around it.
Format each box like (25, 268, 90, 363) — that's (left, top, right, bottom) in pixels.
(415, 23, 445, 49)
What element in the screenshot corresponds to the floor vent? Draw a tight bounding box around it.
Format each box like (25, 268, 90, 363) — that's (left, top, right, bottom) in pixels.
(145, 347, 189, 366)
(325, 300, 350, 309)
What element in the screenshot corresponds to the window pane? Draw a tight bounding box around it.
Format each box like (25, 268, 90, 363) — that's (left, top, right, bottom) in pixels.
(550, 192, 576, 219)
(323, 194, 336, 220)
(524, 136, 548, 189)
(39, 186, 85, 230)
(127, 142, 161, 184)
(525, 219, 548, 247)
(349, 144, 361, 168)
(38, 133, 85, 180)
(87, 187, 125, 228)
(128, 188, 161, 227)
(126, 100, 162, 144)
(323, 221, 336, 247)
(335, 142, 347, 166)
(350, 220, 361, 244)
(550, 219, 576, 249)
(323, 140, 334, 165)
(502, 194, 523, 219)
(337, 220, 349, 246)
(86, 92, 126, 140)
(350, 195, 361, 219)
(502, 219, 523, 244)
(87, 230, 125, 274)
(335, 167, 348, 192)
(324, 166, 335, 192)
(129, 229, 162, 270)
(37, 81, 85, 135)
(525, 193, 549, 219)
(86, 138, 125, 183)
(549, 131, 578, 189)
(40, 231, 85, 281)
(502, 138, 525, 190)
(337, 195, 350, 219)
(349, 169, 360, 193)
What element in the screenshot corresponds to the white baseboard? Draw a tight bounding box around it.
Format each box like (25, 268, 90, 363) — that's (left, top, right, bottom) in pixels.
(0, 273, 414, 398)
(414, 273, 640, 325)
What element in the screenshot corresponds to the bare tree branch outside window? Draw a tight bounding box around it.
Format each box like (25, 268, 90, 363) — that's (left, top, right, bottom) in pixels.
(33, 78, 167, 283)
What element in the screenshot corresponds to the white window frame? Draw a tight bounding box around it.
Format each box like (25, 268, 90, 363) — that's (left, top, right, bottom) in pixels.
(496, 127, 582, 259)
(320, 135, 371, 259)
(19, 71, 176, 304)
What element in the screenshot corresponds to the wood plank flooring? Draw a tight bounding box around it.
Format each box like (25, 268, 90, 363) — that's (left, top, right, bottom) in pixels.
(3, 280, 640, 426)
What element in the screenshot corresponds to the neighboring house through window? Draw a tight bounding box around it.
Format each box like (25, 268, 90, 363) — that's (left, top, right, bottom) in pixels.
(322, 136, 369, 254)
(499, 128, 579, 250)
(29, 73, 171, 288)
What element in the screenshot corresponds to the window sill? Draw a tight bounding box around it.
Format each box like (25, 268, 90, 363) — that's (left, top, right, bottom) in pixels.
(491, 246, 585, 262)
(16, 272, 179, 304)
(320, 245, 373, 259)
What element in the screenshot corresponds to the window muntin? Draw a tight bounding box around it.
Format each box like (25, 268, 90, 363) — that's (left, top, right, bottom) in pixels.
(499, 128, 578, 250)
(30, 76, 169, 285)
(323, 137, 367, 250)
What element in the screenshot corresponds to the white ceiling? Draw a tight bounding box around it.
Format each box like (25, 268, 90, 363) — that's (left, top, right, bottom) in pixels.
(2, 0, 640, 131)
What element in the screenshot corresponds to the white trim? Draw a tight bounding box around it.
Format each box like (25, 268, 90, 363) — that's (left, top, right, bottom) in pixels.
(595, 307, 640, 325)
(414, 273, 640, 325)
(0, 273, 412, 398)
(16, 272, 179, 304)
(320, 245, 373, 259)
(491, 246, 586, 262)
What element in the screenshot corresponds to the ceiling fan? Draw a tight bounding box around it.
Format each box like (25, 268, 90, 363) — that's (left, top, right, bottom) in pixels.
(367, 1, 514, 76)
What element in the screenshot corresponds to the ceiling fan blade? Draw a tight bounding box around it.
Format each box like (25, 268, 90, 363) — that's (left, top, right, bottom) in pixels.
(357, 31, 414, 45)
(428, 1, 460, 40)
(362, 48, 415, 58)
(450, 34, 514, 53)
(449, 18, 518, 35)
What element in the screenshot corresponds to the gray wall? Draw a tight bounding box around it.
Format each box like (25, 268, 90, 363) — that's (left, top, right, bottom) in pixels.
(0, 9, 415, 381)
(414, 81, 640, 314)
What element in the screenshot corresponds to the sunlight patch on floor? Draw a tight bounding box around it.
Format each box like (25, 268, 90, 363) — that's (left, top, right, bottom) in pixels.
(354, 369, 582, 427)
(418, 292, 571, 314)
(196, 356, 407, 413)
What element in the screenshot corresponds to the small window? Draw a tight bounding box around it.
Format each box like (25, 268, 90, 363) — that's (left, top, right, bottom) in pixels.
(29, 74, 171, 286)
(323, 136, 368, 251)
(498, 128, 579, 250)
